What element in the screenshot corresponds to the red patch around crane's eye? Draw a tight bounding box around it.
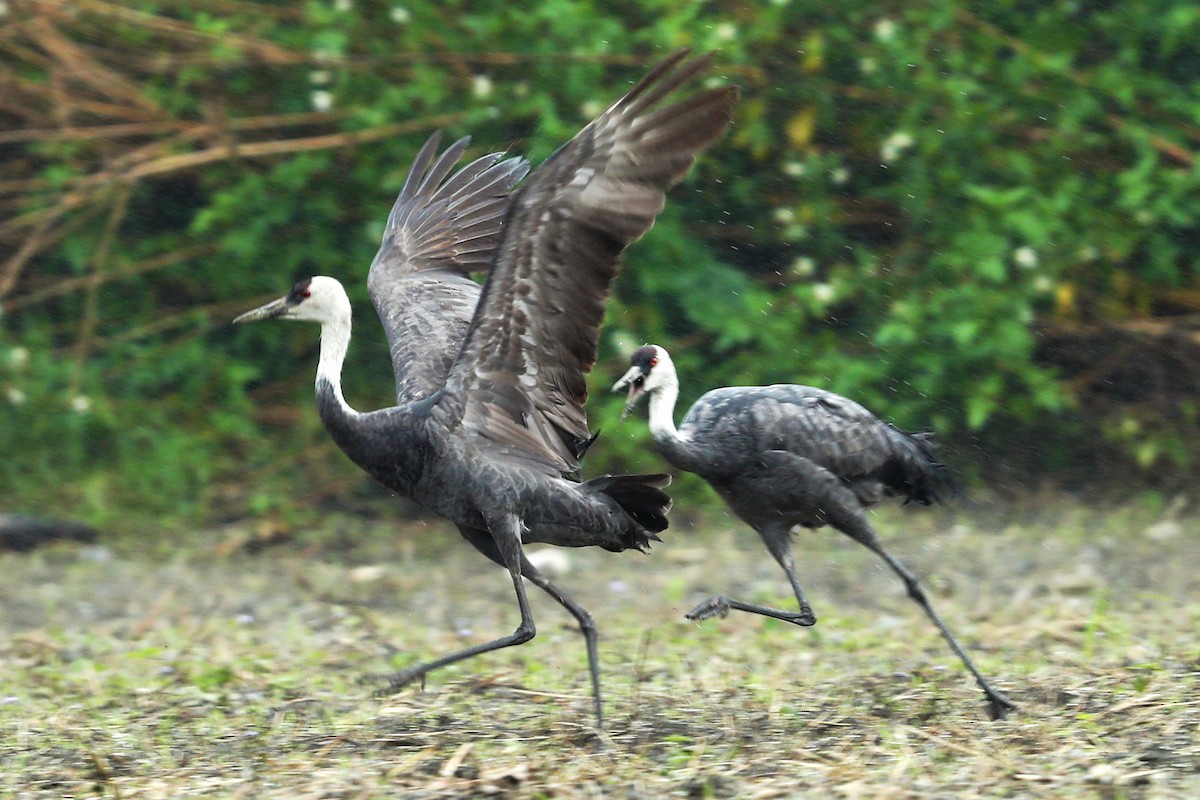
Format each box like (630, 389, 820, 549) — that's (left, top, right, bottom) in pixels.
(303, 290, 312, 298)
(650, 357, 658, 367)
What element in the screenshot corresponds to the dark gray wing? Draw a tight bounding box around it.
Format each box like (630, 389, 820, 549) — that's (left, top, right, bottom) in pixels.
(367, 133, 530, 404)
(438, 50, 738, 474)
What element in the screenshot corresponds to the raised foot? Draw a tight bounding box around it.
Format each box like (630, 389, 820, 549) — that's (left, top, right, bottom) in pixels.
(790, 610, 817, 627)
(685, 596, 732, 622)
(685, 596, 817, 627)
(985, 689, 1017, 721)
(358, 666, 428, 699)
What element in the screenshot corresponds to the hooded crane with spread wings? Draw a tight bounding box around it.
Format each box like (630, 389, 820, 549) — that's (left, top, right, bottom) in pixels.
(235, 51, 737, 726)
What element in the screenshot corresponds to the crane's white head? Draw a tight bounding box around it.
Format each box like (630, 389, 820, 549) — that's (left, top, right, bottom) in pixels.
(612, 344, 675, 418)
(233, 276, 350, 326)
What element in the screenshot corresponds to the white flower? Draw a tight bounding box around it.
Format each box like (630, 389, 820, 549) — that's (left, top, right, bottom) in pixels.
(334, 0, 352, 11)
(390, 5, 410, 23)
(713, 22, 738, 42)
(859, 57, 877, 75)
(791, 256, 816, 277)
(1077, 245, 1098, 262)
(880, 130, 914, 164)
(471, 74, 493, 99)
(783, 161, 807, 177)
(309, 69, 332, 86)
(0, 2, 9, 18)
(830, 167, 850, 185)
(1033, 275, 1054, 294)
(1013, 246, 1038, 269)
(8, 347, 28, 369)
(5, 386, 24, 406)
(812, 283, 836, 304)
(874, 18, 898, 42)
(580, 99, 604, 119)
(773, 207, 796, 224)
(885, 131, 914, 150)
(769, 0, 791, 6)
(70, 395, 91, 414)
(311, 90, 333, 112)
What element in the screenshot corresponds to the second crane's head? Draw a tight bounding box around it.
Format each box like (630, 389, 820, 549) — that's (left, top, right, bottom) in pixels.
(233, 276, 351, 327)
(613, 344, 675, 418)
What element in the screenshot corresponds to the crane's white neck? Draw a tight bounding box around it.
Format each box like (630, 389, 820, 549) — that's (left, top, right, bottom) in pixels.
(641, 353, 710, 474)
(647, 363, 682, 445)
(317, 314, 358, 417)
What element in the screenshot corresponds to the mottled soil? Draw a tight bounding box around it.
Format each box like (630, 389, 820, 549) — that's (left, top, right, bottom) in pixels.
(2, 495, 1197, 798)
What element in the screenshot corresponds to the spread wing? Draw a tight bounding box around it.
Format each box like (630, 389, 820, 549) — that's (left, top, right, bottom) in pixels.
(438, 49, 738, 474)
(367, 133, 530, 404)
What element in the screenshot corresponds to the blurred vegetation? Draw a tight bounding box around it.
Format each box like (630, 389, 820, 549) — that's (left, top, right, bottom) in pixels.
(2, 0, 1198, 525)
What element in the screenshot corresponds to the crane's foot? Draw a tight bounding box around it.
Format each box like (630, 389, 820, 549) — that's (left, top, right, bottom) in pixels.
(789, 609, 817, 627)
(686, 596, 732, 622)
(984, 689, 1017, 721)
(686, 596, 817, 626)
(358, 666, 429, 699)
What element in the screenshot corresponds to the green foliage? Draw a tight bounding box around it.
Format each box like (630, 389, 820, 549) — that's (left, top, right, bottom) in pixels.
(2, 0, 1198, 523)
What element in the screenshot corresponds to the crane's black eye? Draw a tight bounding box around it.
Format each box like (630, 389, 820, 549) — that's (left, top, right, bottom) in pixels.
(303, 289, 312, 298)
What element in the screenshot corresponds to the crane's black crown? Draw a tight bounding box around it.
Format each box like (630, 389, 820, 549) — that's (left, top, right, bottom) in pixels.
(286, 278, 314, 305)
(630, 345, 658, 377)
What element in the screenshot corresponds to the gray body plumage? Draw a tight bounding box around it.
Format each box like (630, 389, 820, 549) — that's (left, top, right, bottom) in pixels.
(315, 378, 654, 551)
(667, 384, 944, 524)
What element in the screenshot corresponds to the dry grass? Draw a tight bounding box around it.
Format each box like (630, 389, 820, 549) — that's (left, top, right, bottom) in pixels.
(2, 496, 1198, 798)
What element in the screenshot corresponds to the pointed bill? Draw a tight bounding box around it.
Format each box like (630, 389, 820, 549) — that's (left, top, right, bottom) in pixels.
(233, 296, 289, 324)
(612, 365, 647, 419)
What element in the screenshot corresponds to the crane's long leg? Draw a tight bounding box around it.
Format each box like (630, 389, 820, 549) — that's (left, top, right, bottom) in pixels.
(457, 525, 604, 728)
(375, 515, 537, 700)
(687, 522, 817, 627)
(830, 505, 1016, 720)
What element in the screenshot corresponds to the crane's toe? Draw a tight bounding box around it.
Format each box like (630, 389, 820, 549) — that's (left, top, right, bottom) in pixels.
(791, 608, 817, 627)
(686, 596, 732, 622)
(360, 667, 428, 698)
(985, 691, 1017, 721)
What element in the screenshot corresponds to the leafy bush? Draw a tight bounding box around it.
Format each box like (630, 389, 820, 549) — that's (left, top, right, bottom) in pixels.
(2, 0, 1197, 524)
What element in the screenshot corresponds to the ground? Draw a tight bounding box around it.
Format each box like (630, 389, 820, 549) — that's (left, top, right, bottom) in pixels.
(1, 494, 1198, 798)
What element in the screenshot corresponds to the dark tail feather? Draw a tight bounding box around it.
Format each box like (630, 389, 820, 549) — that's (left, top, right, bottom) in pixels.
(883, 427, 955, 506)
(585, 473, 673, 547)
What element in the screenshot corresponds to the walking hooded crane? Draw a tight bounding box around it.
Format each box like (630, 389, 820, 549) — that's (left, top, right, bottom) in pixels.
(234, 51, 737, 728)
(614, 345, 1015, 720)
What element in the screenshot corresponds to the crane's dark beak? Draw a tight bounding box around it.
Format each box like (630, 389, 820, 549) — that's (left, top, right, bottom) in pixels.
(612, 366, 647, 419)
(233, 295, 289, 325)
